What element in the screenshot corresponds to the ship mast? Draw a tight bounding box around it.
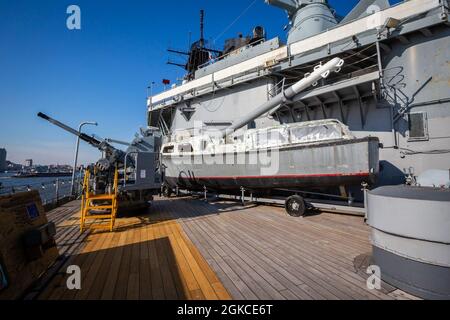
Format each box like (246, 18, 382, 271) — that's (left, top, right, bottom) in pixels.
(200, 9, 205, 48)
(167, 10, 223, 79)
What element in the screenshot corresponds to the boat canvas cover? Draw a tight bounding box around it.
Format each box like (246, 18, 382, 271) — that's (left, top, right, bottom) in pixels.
(245, 120, 355, 150)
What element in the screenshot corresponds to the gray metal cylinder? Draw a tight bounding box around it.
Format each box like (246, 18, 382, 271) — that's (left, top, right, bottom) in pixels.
(367, 185, 450, 300)
(266, 0, 338, 44)
(288, 1, 338, 44)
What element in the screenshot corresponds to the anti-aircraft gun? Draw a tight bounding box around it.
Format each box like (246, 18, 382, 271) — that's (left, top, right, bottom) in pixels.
(37, 113, 162, 213)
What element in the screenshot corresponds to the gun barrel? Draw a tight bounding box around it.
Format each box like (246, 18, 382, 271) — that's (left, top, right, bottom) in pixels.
(38, 112, 80, 137)
(105, 138, 131, 147)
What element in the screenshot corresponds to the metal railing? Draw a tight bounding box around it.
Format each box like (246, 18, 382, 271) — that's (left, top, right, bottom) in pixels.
(268, 78, 286, 99)
(0, 176, 84, 206)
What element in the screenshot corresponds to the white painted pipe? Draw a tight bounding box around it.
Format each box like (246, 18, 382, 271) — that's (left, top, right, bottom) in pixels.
(222, 57, 344, 137)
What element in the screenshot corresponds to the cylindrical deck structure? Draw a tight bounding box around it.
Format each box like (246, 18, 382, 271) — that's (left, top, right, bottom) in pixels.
(367, 186, 450, 300)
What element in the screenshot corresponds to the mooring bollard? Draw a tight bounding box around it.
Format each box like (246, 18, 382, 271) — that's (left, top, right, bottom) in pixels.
(241, 187, 245, 206)
(203, 186, 207, 202)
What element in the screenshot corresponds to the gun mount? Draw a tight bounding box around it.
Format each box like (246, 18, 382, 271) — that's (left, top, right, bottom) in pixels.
(37, 113, 127, 171)
(38, 113, 162, 215)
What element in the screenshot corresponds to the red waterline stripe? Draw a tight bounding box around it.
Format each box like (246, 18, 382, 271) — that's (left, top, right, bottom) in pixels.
(170, 172, 371, 181)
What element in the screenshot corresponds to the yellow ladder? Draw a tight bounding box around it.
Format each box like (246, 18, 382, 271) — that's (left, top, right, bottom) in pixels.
(80, 168, 119, 233)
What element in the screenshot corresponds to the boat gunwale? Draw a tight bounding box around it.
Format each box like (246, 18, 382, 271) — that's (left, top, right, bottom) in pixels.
(161, 136, 380, 158)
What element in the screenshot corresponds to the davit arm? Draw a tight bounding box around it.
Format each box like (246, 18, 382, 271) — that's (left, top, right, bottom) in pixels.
(221, 57, 344, 138)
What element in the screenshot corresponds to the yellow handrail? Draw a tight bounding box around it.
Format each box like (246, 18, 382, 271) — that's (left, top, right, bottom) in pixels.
(80, 169, 90, 232)
(80, 167, 119, 233)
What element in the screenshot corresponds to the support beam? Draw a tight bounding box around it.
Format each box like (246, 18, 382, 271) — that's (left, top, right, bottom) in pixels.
(379, 43, 392, 54)
(275, 111, 283, 124)
(376, 41, 385, 91)
(288, 106, 296, 123)
(398, 35, 410, 44)
(372, 81, 379, 103)
(332, 91, 347, 124)
(315, 96, 328, 119)
(298, 101, 311, 121)
(285, 69, 306, 78)
(420, 27, 434, 37)
(291, 107, 302, 122)
(353, 86, 366, 127)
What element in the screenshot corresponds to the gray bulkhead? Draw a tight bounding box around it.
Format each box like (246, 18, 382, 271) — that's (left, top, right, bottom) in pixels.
(170, 77, 279, 135)
(275, 27, 450, 186)
(149, 1, 450, 188)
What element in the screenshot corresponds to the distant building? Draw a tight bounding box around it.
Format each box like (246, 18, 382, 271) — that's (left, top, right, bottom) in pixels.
(0, 148, 6, 172)
(25, 159, 33, 167)
(6, 160, 22, 172)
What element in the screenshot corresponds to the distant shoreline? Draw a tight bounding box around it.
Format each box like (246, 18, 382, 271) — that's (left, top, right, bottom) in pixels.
(12, 172, 72, 179)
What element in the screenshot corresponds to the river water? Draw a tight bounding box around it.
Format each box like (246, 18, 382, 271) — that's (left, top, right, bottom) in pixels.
(0, 172, 78, 204)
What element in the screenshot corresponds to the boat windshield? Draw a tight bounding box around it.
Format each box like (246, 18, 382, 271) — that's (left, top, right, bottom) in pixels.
(254, 129, 289, 148)
(245, 121, 353, 149)
(289, 123, 346, 144)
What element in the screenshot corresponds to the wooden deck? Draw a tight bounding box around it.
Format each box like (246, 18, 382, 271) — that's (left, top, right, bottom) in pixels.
(34, 197, 417, 300)
(37, 200, 230, 300)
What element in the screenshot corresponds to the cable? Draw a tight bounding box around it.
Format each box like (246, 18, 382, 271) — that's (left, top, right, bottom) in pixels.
(214, 0, 258, 43)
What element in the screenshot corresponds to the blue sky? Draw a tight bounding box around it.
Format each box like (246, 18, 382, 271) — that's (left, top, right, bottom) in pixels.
(0, 0, 400, 165)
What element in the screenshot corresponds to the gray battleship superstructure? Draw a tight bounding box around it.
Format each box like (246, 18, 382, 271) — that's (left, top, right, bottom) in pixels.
(38, 113, 162, 209)
(148, 0, 450, 192)
(160, 58, 381, 192)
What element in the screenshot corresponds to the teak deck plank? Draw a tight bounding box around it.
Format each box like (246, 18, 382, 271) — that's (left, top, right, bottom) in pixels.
(32, 207, 84, 300)
(167, 200, 255, 300)
(37, 199, 231, 300)
(138, 226, 152, 300)
(36, 197, 415, 300)
(161, 219, 192, 299)
(175, 217, 246, 300)
(168, 197, 405, 300)
(226, 208, 370, 298)
(223, 210, 381, 299)
(174, 202, 259, 300)
(87, 231, 121, 300)
(113, 223, 135, 299)
(171, 225, 217, 299)
(159, 222, 201, 299)
(100, 230, 128, 299)
(146, 222, 165, 300)
(152, 220, 179, 299)
(126, 223, 141, 300)
(63, 232, 107, 300)
(73, 233, 110, 299)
